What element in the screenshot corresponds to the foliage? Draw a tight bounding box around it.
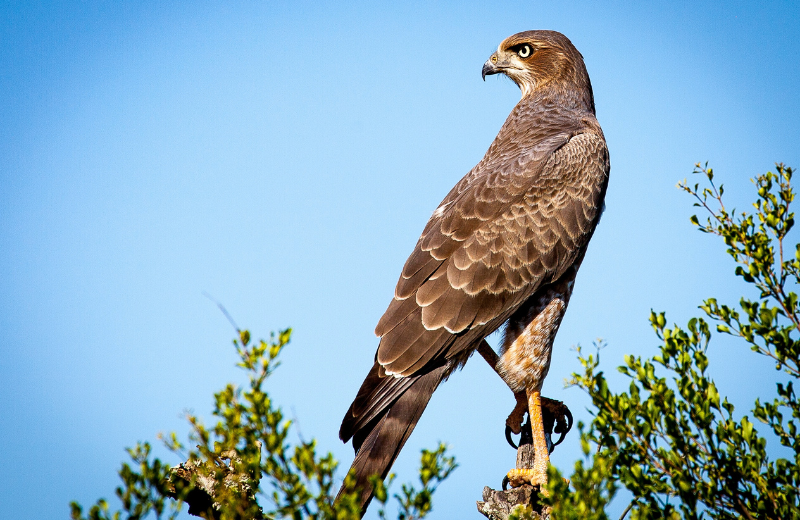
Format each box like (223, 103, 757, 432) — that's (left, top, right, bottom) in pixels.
(69, 442, 183, 520)
(542, 164, 800, 519)
(70, 329, 456, 520)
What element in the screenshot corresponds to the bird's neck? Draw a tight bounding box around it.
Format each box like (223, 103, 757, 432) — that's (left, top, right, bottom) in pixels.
(523, 80, 595, 115)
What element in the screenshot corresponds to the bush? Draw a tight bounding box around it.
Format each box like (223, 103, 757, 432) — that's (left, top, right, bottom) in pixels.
(544, 164, 800, 519)
(70, 328, 456, 520)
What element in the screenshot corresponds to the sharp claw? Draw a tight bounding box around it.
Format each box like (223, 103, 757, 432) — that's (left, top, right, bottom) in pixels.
(552, 405, 574, 448)
(505, 424, 518, 449)
(538, 398, 574, 452)
(501, 475, 510, 491)
(552, 428, 566, 448)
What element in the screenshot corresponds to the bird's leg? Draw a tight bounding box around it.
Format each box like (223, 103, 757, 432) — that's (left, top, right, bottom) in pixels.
(476, 339, 500, 367)
(477, 340, 527, 435)
(507, 391, 528, 435)
(495, 282, 576, 493)
(505, 389, 550, 493)
(477, 340, 572, 441)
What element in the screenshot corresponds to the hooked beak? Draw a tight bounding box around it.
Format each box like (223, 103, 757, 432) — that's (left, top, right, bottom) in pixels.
(482, 58, 499, 81)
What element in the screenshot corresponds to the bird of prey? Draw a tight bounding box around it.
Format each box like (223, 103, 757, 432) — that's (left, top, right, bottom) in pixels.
(338, 30, 609, 514)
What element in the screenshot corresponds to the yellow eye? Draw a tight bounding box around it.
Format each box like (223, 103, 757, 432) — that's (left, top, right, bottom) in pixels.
(518, 45, 531, 58)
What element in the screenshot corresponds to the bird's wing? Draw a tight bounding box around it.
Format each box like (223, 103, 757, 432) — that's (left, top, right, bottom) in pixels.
(340, 131, 608, 443)
(374, 131, 609, 376)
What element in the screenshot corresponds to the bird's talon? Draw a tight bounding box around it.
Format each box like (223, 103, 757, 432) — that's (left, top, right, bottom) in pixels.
(505, 393, 527, 435)
(505, 468, 548, 493)
(506, 418, 522, 435)
(541, 397, 573, 450)
(505, 425, 518, 449)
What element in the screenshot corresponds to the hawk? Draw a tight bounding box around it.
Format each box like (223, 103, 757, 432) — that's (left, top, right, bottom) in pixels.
(338, 30, 609, 513)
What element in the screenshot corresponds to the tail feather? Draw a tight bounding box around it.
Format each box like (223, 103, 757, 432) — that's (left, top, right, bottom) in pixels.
(336, 365, 446, 516)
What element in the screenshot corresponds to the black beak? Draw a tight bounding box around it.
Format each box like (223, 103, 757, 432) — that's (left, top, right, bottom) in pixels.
(482, 60, 499, 81)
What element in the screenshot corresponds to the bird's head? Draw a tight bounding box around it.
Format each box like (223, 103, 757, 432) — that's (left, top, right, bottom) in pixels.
(482, 30, 594, 111)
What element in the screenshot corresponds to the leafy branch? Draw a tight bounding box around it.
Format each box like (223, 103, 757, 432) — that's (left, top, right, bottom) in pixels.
(71, 328, 456, 520)
(542, 164, 800, 520)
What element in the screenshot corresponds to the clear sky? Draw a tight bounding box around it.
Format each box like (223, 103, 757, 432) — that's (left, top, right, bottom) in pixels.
(2, 1, 799, 519)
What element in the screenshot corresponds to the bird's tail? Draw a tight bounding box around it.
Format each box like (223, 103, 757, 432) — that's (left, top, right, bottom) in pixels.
(335, 364, 447, 516)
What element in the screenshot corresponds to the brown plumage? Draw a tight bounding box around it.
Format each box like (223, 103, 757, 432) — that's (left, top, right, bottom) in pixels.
(338, 30, 610, 514)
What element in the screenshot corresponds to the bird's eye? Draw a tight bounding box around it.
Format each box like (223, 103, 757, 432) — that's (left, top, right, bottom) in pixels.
(518, 45, 531, 58)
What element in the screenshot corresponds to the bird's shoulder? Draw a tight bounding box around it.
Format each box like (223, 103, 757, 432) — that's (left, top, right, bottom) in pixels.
(419, 116, 607, 259)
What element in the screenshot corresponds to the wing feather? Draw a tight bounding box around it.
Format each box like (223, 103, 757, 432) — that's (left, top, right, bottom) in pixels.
(375, 295, 420, 337)
(376, 131, 609, 374)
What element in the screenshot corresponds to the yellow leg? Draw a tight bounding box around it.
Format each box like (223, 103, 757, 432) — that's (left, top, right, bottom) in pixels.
(506, 390, 550, 494)
(528, 390, 550, 487)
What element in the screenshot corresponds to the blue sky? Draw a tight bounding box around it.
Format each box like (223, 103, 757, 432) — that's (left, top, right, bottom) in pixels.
(2, 1, 799, 518)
